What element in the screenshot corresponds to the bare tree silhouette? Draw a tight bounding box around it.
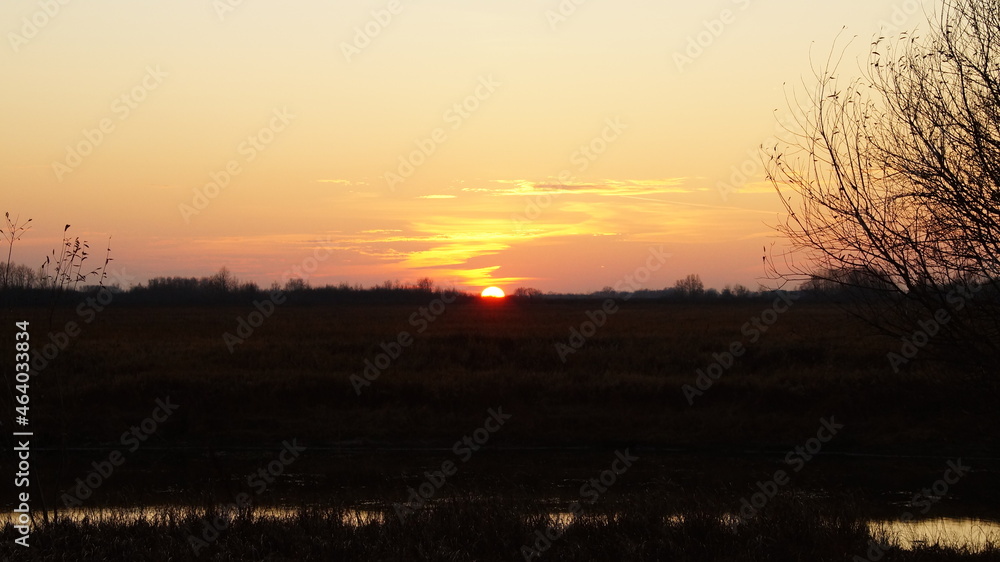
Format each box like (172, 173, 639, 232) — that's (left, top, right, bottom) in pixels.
(674, 274, 705, 299)
(767, 0, 1000, 372)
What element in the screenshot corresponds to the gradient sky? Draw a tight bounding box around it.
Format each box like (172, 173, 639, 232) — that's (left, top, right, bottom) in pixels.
(1, 0, 936, 293)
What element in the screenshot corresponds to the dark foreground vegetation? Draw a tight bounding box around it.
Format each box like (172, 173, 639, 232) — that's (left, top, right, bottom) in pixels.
(1, 297, 998, 560)
(3, 298, 996, 453)
(4, 492, 999, 561)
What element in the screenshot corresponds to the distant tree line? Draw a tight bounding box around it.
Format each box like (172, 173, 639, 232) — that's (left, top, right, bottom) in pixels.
(7, 264, 938, 306)
(513, 274, 782, 302)
(124, 271, 466, 305)
(0, 266, 474, 306)
(1, 262, 41, 289)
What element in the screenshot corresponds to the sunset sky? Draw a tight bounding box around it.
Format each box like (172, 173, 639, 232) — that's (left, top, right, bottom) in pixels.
(1, 0, 934, 293)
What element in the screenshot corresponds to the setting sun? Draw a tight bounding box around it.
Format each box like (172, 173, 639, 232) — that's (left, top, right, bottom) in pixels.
(481, 286, 506, 298)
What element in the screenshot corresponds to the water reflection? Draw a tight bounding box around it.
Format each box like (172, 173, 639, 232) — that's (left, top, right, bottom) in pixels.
(537, 511, 1000, 552)
(869, 518, 1000, 552)
(5, 506, 997, 551)
(1, 506, 387, 528)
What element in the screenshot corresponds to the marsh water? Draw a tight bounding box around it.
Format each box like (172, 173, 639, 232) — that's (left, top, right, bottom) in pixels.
(11, 448, 1000, 551)
(7, 506, 999, 552)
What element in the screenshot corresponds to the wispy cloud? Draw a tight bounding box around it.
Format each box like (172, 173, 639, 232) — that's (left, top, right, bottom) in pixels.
(462, 177, 699, 197)
(316, 179, 367, 186)
(432, 265, 531, 288)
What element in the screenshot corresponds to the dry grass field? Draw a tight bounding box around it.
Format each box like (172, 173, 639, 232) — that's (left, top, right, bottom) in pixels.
(2, 297, 998, 560)
(6, 298, 996, 453)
